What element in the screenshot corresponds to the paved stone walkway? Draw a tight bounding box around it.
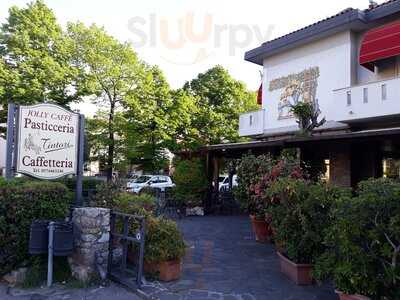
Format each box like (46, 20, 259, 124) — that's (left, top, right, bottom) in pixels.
(141, 215, 337, 300)
(1, 215, 337, 300)
(0, 282, 140, 300)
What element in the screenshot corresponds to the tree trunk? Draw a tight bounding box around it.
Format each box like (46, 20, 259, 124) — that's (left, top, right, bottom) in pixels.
(106, 101, 115, 182)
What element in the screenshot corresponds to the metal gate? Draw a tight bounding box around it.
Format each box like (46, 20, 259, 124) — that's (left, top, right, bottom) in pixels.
(107, 211, 145, 290)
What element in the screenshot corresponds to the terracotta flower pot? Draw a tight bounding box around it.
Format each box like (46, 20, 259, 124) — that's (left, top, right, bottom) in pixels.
(250, 215, 270, 243)
(335, 290, 371, 300)
(159, 259, 182, 282)
(144, 259, 182, 282)
(277, 251, 313, 285)
(144, 261, 159, 274)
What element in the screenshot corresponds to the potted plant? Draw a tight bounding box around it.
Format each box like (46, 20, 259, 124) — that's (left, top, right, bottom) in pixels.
(267, 178, 347, 285)
(144, 217, 186, 281)
(314, 178, 400, 299)
(236, 152, 306, 243)
(111, 192, 155, 247)
(235, 153, 276, 242)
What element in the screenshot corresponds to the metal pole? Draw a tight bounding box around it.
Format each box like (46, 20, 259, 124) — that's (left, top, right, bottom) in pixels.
(47, 222, 55, 287)
(137, 219, 145, 287)
(5, 103, 15, 179)
(12, 107, 20, 175)
(75, 114, 85, 206)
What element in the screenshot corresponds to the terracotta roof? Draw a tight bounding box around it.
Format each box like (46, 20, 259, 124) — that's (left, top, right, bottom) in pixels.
(365, 0, 399, 11)
(261, 8, 355, 48)
(245, 0, 400, 65)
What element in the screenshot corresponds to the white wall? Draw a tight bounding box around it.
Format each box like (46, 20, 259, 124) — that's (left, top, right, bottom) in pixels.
(262, 31, 353, 131)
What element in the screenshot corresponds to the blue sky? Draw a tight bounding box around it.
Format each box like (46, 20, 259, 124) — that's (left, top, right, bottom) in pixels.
(0, 0, 381, 114)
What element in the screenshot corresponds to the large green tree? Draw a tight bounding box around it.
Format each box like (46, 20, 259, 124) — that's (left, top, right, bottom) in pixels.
(68, 22, 145, 181)
(0, 0, 79, 135)
(183, 65, 258, 145)
(123, 66, 197, 173)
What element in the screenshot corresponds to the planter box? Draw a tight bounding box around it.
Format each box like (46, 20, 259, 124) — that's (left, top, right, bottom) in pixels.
(144, 259, 182, 282)
(277, 252, 313, 285)
(250, 215, 270, 243)
(335, 290, 371, 300)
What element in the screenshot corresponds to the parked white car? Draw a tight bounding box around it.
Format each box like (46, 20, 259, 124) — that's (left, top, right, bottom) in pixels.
(127, 175, 175, 194)
(219, 175, 238, 191)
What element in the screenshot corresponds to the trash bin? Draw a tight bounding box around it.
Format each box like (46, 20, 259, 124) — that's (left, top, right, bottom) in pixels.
(29, 220, 49, 254)
(53, 221, 73, 256)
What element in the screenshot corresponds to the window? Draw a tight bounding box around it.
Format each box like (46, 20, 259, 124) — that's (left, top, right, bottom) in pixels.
(134, 175, 152, 183)
(363, 88, 368, 103)
(383, 158, 400, 179)
(382, 84, 387, 101)
(158, 176, 168, 183)
(346, 91, 351, 106)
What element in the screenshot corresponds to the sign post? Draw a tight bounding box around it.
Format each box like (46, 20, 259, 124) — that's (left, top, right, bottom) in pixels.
(75, 114, 85, 207)
(5, 102, 85, 288)
(5, 103, 16, 179)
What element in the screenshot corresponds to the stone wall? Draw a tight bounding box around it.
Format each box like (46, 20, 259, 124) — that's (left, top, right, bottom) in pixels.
(69, 207, 110, 282)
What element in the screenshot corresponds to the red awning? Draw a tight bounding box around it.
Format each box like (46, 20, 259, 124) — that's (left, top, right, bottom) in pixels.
(360, 21, 400, 71)
(257, 84, 262, 105)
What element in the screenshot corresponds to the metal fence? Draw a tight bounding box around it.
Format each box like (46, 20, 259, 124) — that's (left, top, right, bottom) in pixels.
(107, 211, 145, 290)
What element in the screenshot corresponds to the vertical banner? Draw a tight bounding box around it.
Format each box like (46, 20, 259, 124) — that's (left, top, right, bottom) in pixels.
(16, 103, 80, 180)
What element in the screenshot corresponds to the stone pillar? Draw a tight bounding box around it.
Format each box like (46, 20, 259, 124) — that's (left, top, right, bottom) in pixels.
(69, 207, 110, 282)
(329, 144, 351, 187)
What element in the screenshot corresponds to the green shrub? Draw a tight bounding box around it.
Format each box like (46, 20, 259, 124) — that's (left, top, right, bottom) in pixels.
(89, 180, 125, 208)
(0, 179, 72, 275)
(314, 178, 400, 299)
(266, 178, 349, 264)
(144, 217, 186, 263)
(113, 192, 156, 215)
(172, 158, 208, 207)
(56, 177, 102, 192)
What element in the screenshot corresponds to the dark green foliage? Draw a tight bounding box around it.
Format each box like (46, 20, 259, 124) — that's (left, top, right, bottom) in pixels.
(172, 158, 208, 208)
(290, 102, 326, 135)
(266, 178, 350, 264)
(0, 179, 72, 275)
(113, 192, 156, 216)
(0, 0, 80, 137)
(56, 177, 103, 192)
(144, 217, 186, 263)
(314, 178, 400, 299)
(183, 65, 258, 145)
(89, 180, 125, 208)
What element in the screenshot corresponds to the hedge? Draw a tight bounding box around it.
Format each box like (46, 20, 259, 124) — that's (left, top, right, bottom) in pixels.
(0, 178, 72, 275)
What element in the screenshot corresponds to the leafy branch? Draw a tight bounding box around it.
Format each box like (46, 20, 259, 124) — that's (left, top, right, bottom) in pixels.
(290, 101, 326, 135)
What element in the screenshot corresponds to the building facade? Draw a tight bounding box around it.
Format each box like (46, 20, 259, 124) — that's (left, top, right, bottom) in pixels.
(206, 0, 400, 203)
(239, 0, 400, 187)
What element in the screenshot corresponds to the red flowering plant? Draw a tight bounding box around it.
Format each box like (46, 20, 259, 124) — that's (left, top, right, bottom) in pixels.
(235, 153, 278, 218)
(249, 153, 307, 221)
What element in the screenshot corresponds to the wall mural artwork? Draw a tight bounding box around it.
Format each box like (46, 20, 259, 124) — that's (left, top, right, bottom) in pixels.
(269, 67, 320, 120)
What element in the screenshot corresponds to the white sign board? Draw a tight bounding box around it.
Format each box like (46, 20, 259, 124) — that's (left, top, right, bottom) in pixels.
(16, 103, 80, 179)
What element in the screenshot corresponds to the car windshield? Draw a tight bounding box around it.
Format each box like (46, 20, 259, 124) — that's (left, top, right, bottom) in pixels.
(133, 175, 152, 183)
